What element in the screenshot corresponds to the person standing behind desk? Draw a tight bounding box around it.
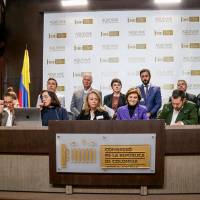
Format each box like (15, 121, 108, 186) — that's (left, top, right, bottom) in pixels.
(77, 90, 110, 120)
(103, 78, 126, 118)
(137, 68, 162, 119)
(40, 90, 69, 126)
(116, 88, 149, 120)
(157, 89, 198, 125)
(0, 93, 16, 126)
(70, 73, 102, 118)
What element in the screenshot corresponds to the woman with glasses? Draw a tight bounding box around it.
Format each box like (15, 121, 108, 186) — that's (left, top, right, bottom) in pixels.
(40, 90, 68, 126)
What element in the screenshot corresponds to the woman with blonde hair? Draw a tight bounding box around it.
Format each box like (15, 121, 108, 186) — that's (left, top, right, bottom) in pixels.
(117, 87, 148, 120)
(77, 90, 110, 120)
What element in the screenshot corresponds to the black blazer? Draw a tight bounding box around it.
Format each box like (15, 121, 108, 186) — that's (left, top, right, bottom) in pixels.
(186, 92, 197, 104)
(77, 109, 110, 120)
(103, 93, 126, 109)
(169, 92, 197, 105)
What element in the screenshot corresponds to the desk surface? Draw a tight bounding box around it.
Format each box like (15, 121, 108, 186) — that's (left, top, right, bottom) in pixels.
(0, 123, 200, 155)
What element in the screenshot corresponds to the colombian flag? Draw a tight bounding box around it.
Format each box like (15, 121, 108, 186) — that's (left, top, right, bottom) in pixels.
(18, 48, 30, 107)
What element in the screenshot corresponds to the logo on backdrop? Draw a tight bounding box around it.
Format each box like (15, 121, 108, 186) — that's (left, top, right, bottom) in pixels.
(155, 56, 174, 63)
(154, 30, 174, 36)
(73, 58, 91, 64)
(182, 29, 200, 35)
(49, 20, 66, 26)
(154, 17, 173, 23)
(162, 84, 174, 90)
(183, 56, 200, 62)
(181, 43, 200, 48)
(101, 44, 119, 50)
(47, 59, 65, 65)
(191, 70, 200, 76)
(74, 18, 93, 24)
(128, 30, 145, 36)
(128, 57, 146, 63)
(49, 46, 66, 52)
(48, 33, 67, 39)
(74, 45, 93, 51)
(75, 32, 92, 38)
(73, 72, 92, 78)
(155, 44, 173, 49)
(101, 31, 120, 37)
(102, 18, 120, 24)
(127, 17, 147, 23)
(128, 43, 147, 49)
(181, 16, 200, 22)
(48, 72, 64, 79)
(100, 57, 119, 63)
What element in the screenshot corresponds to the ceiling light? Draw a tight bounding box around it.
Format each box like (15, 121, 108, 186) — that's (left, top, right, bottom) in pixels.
(61, 0, 88, 7)
(154, 0, 181, 4)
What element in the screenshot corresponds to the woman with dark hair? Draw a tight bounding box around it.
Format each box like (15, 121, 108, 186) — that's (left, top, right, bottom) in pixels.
(77, 90, 110, 120)
(103, 78, 126, 118)
(40, 90, 68, 126)
(116, 88, 148, 120)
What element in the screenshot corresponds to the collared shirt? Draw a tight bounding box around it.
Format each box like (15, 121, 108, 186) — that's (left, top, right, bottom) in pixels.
(170, 109, 180, 125)
(4, 107, 13, 127)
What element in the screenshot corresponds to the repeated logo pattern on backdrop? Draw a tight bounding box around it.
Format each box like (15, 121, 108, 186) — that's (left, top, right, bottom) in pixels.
(43, 11, 200, 110)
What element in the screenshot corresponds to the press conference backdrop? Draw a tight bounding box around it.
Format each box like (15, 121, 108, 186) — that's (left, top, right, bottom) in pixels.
(43, 10, 200, 110)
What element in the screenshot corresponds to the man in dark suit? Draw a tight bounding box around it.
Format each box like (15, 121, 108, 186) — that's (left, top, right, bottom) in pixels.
(137, 68, 162, 119)
(157, 89, 198, 125)
(176, 80, 197, 104)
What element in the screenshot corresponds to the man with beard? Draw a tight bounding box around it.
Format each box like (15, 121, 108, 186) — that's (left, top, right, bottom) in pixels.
(157, 89, 198, 125)
(137, 68, 162, 119)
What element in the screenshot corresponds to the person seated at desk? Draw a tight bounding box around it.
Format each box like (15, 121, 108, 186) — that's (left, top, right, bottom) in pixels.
(157, 89, 198, 125)
(103, 78, 126, 119)
(0, 92, 16, 126)
(116, 88, 149, 120)
(40, 90, 68, 126)
(77, 90, 110, 120)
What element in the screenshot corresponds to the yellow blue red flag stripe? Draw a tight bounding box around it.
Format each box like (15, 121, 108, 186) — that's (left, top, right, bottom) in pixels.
(18, 48, 30, 107)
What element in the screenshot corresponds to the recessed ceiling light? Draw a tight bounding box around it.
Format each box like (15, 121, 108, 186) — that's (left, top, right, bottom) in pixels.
(154, 0, 181, 4)
(61, 0, 88, 7)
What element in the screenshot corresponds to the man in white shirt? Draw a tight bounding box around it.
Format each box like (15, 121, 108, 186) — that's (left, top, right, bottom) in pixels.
(0, 93, 15, 126)
(70, 73, 102, 118)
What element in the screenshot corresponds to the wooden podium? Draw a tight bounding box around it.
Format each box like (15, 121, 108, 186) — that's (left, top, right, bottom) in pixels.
(49, 120, 165, 189)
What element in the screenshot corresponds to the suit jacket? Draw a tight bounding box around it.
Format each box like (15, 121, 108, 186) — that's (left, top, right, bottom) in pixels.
(70, 88, 102, 118)
(0, 110, 16, 126)
(103, 93, 126, 110)
(169, 92, 197, 105)
(157, 101, 198, 125)
(185, 92, 197, 105)
(116, 104, 149, 120)
(137, 84, 162, 119)
(77, 109, 110, 120)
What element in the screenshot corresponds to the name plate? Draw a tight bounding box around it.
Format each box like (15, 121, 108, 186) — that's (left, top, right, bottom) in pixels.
(56, 133, 156, 173)
(100, 145, 150, 169)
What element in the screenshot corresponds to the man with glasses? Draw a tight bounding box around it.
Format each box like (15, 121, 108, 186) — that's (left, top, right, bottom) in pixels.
(0, 93, 15, 126)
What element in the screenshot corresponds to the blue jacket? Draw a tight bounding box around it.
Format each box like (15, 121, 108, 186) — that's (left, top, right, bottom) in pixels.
(41, 107, 69, 126)
(116, 104, 149, 120)
(137, 84, 162, 119)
